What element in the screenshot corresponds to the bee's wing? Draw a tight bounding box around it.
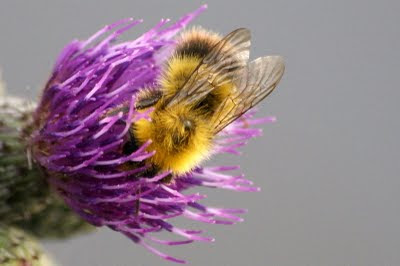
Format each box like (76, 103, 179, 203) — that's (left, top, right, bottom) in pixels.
(211, 56, 285, 133)
(165, 28, 251, 107)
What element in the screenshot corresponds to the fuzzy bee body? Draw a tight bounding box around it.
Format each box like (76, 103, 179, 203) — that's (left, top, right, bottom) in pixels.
(125, 27, 284, 178)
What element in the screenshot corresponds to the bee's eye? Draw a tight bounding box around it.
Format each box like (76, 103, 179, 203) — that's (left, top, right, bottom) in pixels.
(183, 120, 193, 132)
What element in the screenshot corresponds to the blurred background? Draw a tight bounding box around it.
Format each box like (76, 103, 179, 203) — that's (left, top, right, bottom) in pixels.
(0, 0, 399, 265)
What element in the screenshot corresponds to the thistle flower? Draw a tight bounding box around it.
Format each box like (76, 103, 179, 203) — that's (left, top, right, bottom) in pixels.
(27, 5, 276, 263)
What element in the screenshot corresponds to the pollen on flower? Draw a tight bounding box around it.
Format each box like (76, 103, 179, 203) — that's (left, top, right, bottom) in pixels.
(26, 4, 276, 264)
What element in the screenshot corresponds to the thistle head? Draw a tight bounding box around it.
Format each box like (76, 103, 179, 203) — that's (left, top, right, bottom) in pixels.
(24, 5, 277, 264)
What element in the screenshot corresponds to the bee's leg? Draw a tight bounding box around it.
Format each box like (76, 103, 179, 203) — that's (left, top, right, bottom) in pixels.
(239, 116, 250, 128)
(135, 200, 140, 216)
(142, 164, 160, 177)
(120, 130, 148, 177)
(141, 164, 174, 183)
(135, 185, 141, 216)
(105, 105, 130, 117)
(135, 89, 162, 110)
(123, 129, 140, 154)
(161, 173, 174, 184)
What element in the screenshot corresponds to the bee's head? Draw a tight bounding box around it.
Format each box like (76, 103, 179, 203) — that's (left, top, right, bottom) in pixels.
(152, 107, 198, 151)
(134, 105, 213, 174)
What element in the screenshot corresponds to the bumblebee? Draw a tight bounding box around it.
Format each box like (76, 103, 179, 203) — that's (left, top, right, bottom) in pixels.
(125, 27, 285, 179)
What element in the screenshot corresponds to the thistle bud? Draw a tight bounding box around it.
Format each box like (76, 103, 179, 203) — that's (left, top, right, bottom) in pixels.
(0, 224, 55, 266)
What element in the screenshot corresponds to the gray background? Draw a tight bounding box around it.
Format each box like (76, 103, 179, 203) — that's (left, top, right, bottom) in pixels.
(1, 0, 399, 265)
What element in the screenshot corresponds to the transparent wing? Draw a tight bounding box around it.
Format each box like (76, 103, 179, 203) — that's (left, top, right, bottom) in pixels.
(211, 55, 285, 133)
(165, 28, 251, 107)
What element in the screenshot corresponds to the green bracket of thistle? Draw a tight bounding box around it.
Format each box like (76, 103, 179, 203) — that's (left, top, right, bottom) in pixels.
(0, 74, 94, 265)
(0, 95, 93, 238)
(0, 73, 48, 223)
(0, 96, 50, 223)
(0, 224, 55, 266)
